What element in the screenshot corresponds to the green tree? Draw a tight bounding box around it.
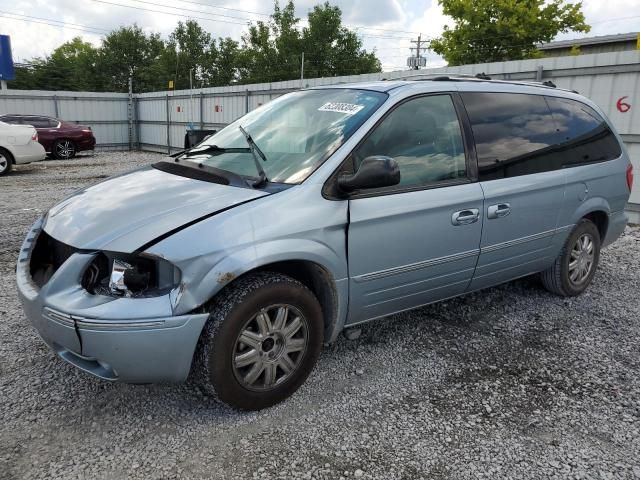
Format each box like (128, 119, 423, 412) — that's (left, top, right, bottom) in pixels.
(430, 0, 590, 65)
(100, 25, 165, 92)
(240, 1, 380, 83)
(159, 21, 242, 88)
(8, 1, 382, 91)
(239, 1, 301, 83)
(160, 20, 210, 89)
(207, 38, 242, 86)
(10, 38, 102, 91)
(301, 2, 381, 79)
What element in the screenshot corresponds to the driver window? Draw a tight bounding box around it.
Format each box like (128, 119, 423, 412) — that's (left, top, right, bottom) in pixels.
(354, 95, 466, 188)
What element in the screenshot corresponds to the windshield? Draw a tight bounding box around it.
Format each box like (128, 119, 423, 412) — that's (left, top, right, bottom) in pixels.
(182, 88, 387, 184)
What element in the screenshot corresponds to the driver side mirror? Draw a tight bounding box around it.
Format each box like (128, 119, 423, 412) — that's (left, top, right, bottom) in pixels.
(338, 156, 400, 193)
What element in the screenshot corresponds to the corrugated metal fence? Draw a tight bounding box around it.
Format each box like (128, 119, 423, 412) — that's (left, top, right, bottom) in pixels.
(1, 50, 639, 216)
(0, 90, 130, 150)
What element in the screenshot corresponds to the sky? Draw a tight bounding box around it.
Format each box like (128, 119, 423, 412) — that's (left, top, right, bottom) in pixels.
(0, 0, 639, 72)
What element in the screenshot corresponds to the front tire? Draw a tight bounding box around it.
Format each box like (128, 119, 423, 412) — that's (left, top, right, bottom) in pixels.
(53, 139, 76, 159)
(0, 148, 13, 176)
(192, 272, 324, 410)
(540, 218, 601, 297)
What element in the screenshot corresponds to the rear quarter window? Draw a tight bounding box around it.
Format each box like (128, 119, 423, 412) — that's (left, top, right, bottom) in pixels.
(545, 96, 622, 167)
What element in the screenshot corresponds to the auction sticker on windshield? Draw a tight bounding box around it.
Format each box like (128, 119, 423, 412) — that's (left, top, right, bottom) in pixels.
(318, 102, 365, 115)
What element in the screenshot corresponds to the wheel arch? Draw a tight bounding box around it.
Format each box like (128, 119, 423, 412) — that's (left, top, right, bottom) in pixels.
(251, 260, 340, 342)
(569, 196, 611, 240)
(199, 258, 343, 343)
(174, 239, 349, 343)
(0, 145, 16, 164)
(582, 210, 609, 242)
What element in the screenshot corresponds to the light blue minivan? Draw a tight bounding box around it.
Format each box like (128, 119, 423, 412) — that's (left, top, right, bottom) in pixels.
(17, 76, 633, 409)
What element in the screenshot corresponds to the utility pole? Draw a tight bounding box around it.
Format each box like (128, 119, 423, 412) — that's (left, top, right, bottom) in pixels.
(408, 34, 428, 70)
(300, 52, 304, 89)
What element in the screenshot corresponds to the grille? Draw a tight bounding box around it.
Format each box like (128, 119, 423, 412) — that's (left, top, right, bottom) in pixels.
(30, 231, 79, 288)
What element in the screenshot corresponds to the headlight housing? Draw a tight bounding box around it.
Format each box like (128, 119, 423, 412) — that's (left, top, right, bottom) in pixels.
(82, 252, 181, 298)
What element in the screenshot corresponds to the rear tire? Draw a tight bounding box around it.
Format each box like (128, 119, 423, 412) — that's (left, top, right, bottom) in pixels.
(0, 148, 13, 176)
(540, 218, 600, 297)
(53, 139, 76, 159)
(192, 272, 324, 410)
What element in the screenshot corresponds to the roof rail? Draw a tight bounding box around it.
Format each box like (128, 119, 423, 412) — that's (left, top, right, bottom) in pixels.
(385, 72, 576, 93)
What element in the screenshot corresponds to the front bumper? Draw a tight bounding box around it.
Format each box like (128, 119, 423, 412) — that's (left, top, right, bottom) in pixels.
(16, 218, 208, 383)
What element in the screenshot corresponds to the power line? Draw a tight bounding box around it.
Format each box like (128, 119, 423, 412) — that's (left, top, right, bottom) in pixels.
(169, 0, 423, 34)
(88, 0, 250, 25)
(0, 12, 108, 35)
(4, 6, 639, 52)
(108, 0, 256, 22)
(168, 0, 271, 17)
(165, 0, 422, 34)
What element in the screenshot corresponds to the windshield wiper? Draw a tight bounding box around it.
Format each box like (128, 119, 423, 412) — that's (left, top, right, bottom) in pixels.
(180, 144, 251, 157)
(238, 125, 269, 187)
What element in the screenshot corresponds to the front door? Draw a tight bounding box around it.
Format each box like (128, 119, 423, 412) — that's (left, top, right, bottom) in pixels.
(346, 94, 484, 324)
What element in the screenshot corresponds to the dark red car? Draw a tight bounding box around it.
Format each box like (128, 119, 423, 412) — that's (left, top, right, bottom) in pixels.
(0, 114, 96, 159)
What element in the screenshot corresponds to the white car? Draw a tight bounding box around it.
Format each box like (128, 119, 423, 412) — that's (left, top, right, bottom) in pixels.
(0, 121, 46, 176)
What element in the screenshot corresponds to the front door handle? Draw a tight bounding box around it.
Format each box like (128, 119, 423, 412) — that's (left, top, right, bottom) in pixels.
(451, 208, 479, 226)
(487, 203, 511, 219)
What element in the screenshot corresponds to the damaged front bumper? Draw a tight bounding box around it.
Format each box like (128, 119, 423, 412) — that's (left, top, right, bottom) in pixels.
(16, 217, 208, 383)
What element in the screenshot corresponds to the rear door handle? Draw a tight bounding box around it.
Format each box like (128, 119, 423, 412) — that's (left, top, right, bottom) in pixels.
(487, 203, 511, 219)
(451, 208, 479, 226)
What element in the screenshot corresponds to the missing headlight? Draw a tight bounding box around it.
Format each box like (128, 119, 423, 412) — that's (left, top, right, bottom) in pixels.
(82, 253, 180, 298)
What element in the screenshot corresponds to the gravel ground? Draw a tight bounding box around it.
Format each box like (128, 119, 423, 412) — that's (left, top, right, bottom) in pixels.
(1, 152, 639, 480)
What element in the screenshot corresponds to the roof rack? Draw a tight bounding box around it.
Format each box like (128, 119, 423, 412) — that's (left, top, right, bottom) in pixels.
(385, 72, 577, 93)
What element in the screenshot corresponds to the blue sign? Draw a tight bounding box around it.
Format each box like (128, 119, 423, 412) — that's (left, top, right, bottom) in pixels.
(0, 35, 16, 81)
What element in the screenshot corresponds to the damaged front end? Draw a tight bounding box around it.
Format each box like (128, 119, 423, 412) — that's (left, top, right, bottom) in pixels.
(30, 228, 182, 302)
(16, 217, 208, 383)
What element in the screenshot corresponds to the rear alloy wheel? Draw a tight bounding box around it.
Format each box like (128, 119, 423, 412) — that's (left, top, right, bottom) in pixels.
(53, 139, 76, 159)
(540, 219, 601, 297)
(0, 149, 13, 176)
(192, 272, 323, 410)
(568, 233, 596, 285)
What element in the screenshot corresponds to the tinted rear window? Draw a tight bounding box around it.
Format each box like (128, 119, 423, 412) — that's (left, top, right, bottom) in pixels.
(462, 92, 622, 180)
(23, 116, 55, 128)
(546, 96, 621, 167)
(1, 116, 22, 124)
(461, 92, 560, 180)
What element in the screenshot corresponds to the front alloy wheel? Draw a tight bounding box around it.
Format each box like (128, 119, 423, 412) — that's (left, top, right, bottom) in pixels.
(232, 304, 308, 391)
(192, 272, 323, 410)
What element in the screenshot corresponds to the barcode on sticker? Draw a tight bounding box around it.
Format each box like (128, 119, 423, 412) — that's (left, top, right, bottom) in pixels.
(318, 102, 365, 115)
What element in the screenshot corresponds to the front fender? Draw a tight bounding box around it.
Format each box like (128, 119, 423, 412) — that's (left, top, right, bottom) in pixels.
(174, 238, 348, 315)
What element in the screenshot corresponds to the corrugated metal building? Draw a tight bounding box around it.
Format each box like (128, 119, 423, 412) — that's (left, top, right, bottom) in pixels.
(539, 33, 639, 57)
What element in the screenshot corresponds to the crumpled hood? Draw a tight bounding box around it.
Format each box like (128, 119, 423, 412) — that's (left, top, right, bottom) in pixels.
(43, 166, 268, 252)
